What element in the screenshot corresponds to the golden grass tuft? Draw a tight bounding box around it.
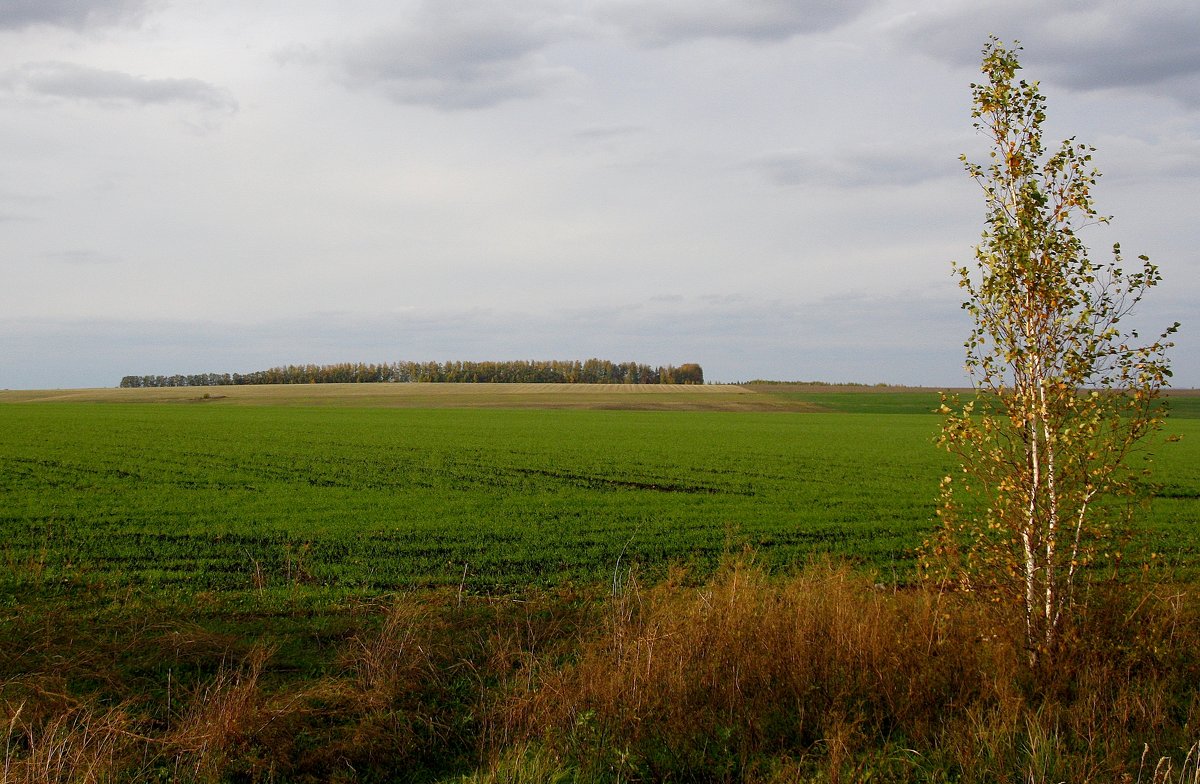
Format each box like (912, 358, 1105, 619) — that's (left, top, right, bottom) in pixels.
(498, 559, 987, 779)
(337, 598, 444, 713)
(163, 642, 274, 782)
(3, 693, 145, 784)
(492, 559, 1200, 782)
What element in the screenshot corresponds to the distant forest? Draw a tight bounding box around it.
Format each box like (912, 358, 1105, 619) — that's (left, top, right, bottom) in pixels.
(120, 359, 704, 388)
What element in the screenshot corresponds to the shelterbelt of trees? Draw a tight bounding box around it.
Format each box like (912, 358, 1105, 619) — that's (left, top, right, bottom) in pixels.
(119, 359, 704, 388)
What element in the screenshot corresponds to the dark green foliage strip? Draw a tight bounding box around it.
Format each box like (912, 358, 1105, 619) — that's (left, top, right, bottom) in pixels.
(0, 403, 1195, 600)
(119, 358, 705, 388)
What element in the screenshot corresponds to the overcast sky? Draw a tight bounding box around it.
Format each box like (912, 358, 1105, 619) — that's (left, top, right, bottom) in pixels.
(1, 0, 1196, 389)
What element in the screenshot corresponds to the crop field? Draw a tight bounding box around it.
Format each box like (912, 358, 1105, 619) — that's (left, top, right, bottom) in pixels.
(3, 384, 1200, 782)
(1, 385, 1198, 603)
(0, 381, 806, 411)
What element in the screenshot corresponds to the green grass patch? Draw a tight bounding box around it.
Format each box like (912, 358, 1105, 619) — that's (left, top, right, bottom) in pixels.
(1164, 392, 1200, 419)
(755, 390, 942, 414)
(0, 404, 950, 596)
(1, 401, 1197, 603)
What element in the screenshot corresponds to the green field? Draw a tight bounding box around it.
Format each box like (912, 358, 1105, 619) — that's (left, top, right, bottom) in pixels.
(3, 385, 1199, 783)
(2, 385, 1197, 600)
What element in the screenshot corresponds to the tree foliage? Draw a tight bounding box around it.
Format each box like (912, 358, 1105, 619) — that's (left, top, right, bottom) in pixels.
(120, 359, 704, 388)
(926, 39, 1178, 663)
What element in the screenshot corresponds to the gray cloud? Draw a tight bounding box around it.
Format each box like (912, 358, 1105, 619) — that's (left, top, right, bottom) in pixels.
(336, 0, 580, 110)
(0, 0, 153, 30)
(328, 0, 883, 111)
(320, 0, 879, 110)
(747, 144, 961, 188)
(1095, 135, 1200, 183)
(1, 3, 1194, 393)
(599, 0, 877, 45)
(1, 61, 238, 115)
(901, 1, 1200, 105)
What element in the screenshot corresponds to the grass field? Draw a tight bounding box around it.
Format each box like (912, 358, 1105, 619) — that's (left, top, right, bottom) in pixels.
(1, 384, 1197, 599)
(3, 383, 1199, 782)
(0, 404, 949, 598)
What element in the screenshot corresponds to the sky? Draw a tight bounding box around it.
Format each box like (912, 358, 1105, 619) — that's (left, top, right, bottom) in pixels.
(1, 0, 1197, 389)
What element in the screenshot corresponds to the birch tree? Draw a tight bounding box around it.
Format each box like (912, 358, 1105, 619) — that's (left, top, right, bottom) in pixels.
(928, 39, 1178, 665)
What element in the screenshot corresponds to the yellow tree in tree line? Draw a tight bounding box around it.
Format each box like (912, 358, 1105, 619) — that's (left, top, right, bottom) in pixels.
(927, 38, 1179, 665)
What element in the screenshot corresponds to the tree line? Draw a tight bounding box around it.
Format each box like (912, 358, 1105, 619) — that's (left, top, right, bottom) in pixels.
(120, 359, 704, 388)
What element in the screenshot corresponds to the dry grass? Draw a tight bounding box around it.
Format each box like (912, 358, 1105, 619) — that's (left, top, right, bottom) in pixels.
(492, 560, 1200, 782)
(2, 691, 147, 784)
(497, 561, 991, 780)
(2, 565, 1199, 782)
(1147, 741, 1200, 784)
(0, 595, 476, 782)
(164, 642, 274, 782)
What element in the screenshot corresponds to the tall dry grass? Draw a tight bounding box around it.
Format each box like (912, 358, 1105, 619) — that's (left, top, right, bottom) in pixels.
(492, 559, 1200, 782)
(2, 691, 147, 784)
(1, 594, 475, 782)
(164, 642, 275, 782)
(2, 563, 1198, 782)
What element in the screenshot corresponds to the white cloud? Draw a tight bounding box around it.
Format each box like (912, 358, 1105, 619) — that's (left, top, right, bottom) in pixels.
(0, 1, 1195, 389)
(44, 249, 121, 265)
(572, 124, 647, 141)
(747, 143, 962, 188)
